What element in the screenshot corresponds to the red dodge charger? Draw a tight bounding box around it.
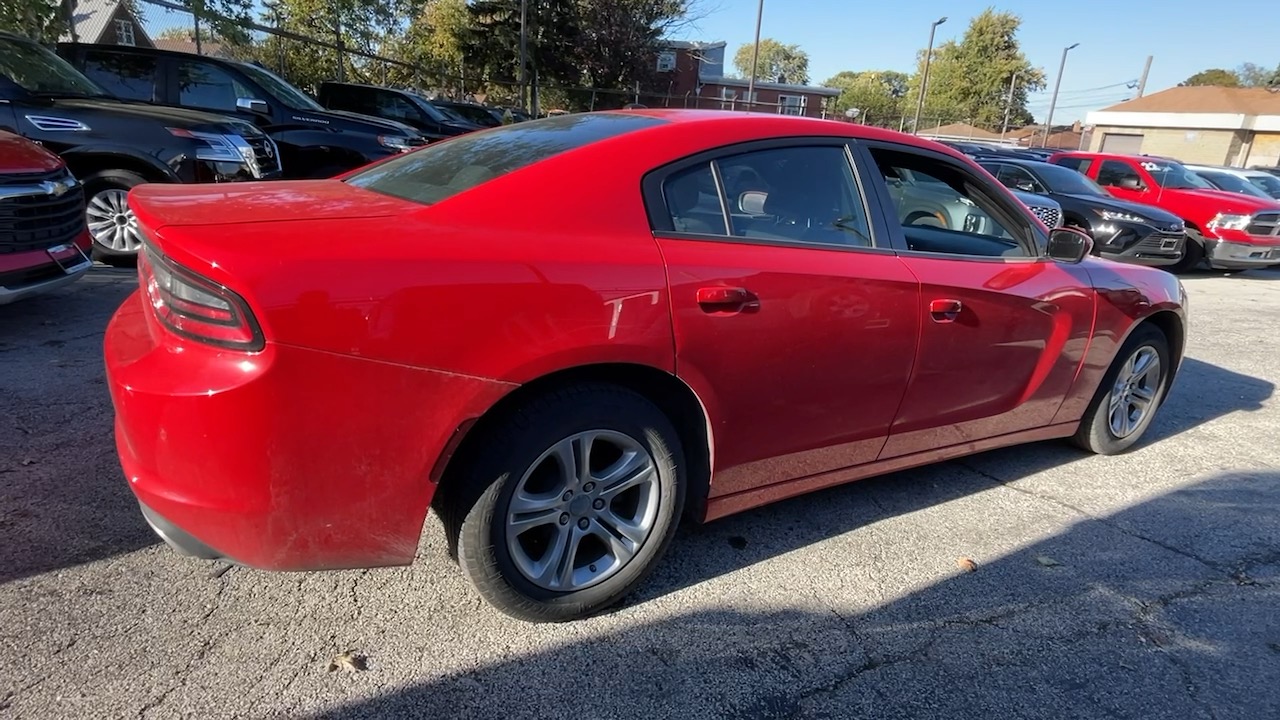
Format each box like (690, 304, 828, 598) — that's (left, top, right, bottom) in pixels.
(105, 111, 1187, 622)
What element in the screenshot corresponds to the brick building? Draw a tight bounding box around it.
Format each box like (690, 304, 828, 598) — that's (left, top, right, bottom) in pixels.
(1085, 86, 1280, 168)
(647, 40, 840, 118)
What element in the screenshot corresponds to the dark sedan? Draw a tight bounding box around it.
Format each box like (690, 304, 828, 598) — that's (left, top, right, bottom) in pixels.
(978, 158, 1185, 267)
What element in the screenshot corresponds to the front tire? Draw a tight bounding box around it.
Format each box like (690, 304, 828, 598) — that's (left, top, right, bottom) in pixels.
(451, 384, 686, 622)
(83, 169, 148, 265)
(1072, 324, 1171, 455)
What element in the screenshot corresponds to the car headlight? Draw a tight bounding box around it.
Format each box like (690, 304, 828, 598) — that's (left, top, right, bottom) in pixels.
(1207, 212, 1252, 231)
(378, 134, 416, 152)
(1093, 208, 1148, 223)
(169, 128, 253, 165)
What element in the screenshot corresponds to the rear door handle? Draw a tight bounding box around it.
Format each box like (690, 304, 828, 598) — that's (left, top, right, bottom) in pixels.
(697, 286, 759, 312)
(929, 298, 963, 323)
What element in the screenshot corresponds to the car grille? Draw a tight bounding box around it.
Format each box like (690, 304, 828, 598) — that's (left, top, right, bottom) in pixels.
(0, 169, 86, 254)
(1247, 212, 1280, 237)
(1027, 205, 1062, 228)
(1134, 232, 1184, 253)
(246, 135, 282, 177)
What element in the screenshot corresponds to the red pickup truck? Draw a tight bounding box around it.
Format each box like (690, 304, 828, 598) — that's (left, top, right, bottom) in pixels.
(0, 131, 92, 304)
(1050, 151, 1280, 272)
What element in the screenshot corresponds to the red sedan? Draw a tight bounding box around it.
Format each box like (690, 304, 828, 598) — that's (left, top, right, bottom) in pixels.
(105, 111, 1187, 622)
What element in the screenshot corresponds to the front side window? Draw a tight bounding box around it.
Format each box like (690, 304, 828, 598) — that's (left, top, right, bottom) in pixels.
(1248, 173, 1280, 197)
(236, 62, 324, 111)
(376, 92, 420, 123)
(990, 164, 1046, 194)
(1096, 160, 1144, 189)
(347, 113, 665, 206)
(869, 146, 1032, 258)
(0, 37, 109, 98)
(177, 61, 252, 112)
(82, 51, 157, 102)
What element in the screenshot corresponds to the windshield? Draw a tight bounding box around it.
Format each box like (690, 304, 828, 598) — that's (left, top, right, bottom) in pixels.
(0, 37, 110, 98)
(1139, 160, 1214, 190)
(404, 92, 451, 123)
(1197, 170, 1273, 198)
(236, 62, 323, 111)
(1247, 173, 1280, 197)
(1034, 162, 1108, 196)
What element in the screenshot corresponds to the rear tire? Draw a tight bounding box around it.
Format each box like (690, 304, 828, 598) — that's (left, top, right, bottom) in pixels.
(82, 169, 148, 266)
(1071, 324, 1171, 455)
(450, 384, 686, 622)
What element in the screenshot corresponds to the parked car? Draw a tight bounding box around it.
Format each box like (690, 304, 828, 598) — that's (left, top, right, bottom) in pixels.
(1051, 151, 1280, 271)
(431, 99, 504, 128)
(978, 157, 1185, 267)
(0, 32, 281, 261)
(106, 111, 1186, 622)
(1184, 164, 1278, 201)
(1184, 164, 1280, 200)
(316, 82, 485, 141)
(0, 131, 92, 304)
(57, 43, 426, 179)
(1250, 166, 1280, 179)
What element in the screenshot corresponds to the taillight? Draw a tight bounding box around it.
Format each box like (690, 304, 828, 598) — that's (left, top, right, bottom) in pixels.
(139, 242, 264, 351)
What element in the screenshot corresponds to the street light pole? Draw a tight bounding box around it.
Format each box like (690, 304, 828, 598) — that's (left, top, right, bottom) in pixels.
(519, 0, 529, 112)
(745, 0, 764, 111)
(1000, 71, 1020, 141)
(1042, 42, 1079, 148)
(911, 16, 948, 135)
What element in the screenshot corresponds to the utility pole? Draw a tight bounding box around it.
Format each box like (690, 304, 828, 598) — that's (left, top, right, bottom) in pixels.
(912, 16, 948, 135)
(1136, 56, 1153, 97)
(1000, 71, 1020, 141)
(518, 0, 529, 112)
(1042, 42, 1079, 148)
(745, 0, 764, 111)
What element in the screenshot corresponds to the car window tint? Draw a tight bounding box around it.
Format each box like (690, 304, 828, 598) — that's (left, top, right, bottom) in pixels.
(376, 92, 420, 123)
(868, 147, 1031, 258)
(715, 146, 873, 248)
(1055, 156, 1093, 175)
(346, 113, 665, 206)
(1096, 160, 1142, 188)
(177, 60, 252, 112)
(663, 163, 727, 234)
(82, 51, 157, 102)
(996, 165, 1044, 194)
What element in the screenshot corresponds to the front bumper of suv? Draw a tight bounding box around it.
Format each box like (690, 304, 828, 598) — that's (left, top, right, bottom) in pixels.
(1204, 237, 1280, 269)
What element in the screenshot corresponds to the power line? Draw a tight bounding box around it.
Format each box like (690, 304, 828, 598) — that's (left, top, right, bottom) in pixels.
(1026, 80, 1138, 97)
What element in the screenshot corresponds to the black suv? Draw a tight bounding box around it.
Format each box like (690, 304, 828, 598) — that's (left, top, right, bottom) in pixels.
(316, 82, 484, 141)
(977, 157, 1186, 267)
(1, 32, 280, 261)
(58, 43, 426, 179)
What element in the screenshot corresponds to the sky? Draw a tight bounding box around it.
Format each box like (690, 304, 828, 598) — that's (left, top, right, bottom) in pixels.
(670, 0, 1277, 124)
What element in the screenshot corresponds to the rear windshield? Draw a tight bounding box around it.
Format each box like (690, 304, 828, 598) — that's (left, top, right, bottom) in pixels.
(345, 112, 664, 206)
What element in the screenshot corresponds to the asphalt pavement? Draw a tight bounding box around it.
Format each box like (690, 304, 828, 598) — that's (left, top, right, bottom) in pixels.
(1, 265, 1278, 719)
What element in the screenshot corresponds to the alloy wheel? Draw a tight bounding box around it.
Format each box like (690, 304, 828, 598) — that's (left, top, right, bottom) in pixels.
(504, 430, 660, 592)
(1108, 346, 1161, 439)
(86, 188, 142, 253)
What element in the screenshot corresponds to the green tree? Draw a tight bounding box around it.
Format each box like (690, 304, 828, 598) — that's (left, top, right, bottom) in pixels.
(733, 38, 809, 85)
(907, 9, 1045, 131)
(823, 70, 909, 126)
(576, 0, 693, 98)
(384, 0, 469, 89)
(1237, 62, 1280, 88)
(461, 0, 582, 94)
(0, 0, 65, 42)
(1180, 68, 1241, 87)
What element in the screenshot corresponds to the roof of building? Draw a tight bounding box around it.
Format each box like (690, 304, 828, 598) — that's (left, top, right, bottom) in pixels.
(918, 122, 1001, 140)
(705, 75, 841, 97)
(662, 40, 728, 51)
(1100, 86, 1280, 116)
(153, 38, 228, 56)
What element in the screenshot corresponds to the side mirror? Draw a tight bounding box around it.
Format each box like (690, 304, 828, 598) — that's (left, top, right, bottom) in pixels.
(236, 97, 269, 115)
(1046, 227, 1093, 263)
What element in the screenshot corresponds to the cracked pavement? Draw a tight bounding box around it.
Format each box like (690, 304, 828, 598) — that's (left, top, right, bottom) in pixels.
(1, 266, 1278, 719)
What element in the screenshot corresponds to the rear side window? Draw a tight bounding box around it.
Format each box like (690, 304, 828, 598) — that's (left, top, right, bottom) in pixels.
(82, 51, 157, 102)
(1054, 156, 1093, 174)
(346, 113, 664, 206)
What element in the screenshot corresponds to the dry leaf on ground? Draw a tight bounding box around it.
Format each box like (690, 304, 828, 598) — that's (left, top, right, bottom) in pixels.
(326, 650, 368, 673)
(956, 557, 978, 573)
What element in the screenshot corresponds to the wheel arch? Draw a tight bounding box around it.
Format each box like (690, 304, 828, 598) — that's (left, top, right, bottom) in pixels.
(61, 147, 178, 184)
(432, 362, 715, 531)
(1139, 309, 1186, 384)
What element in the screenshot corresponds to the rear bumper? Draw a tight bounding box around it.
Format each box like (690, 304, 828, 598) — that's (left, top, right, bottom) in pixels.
(1204, 238, 1280, 270)
(106, 290, 513, 570)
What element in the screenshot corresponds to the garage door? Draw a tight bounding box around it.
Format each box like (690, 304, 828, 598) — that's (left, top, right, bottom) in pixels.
(1101, 133, 1144, 154)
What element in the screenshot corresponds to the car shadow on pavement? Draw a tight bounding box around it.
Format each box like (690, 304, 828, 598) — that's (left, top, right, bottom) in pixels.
(313, 471, 1280, 720)
(0, 269, 155, 585)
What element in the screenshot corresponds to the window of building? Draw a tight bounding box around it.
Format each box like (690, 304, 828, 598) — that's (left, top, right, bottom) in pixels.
(115, 19, 136, 46)
(777, 94, 806, 116)
(656, 51, 676, 73)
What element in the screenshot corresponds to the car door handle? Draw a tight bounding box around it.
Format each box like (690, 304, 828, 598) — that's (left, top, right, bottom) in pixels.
(696, 286, 759, 312)
(929, 298, 963, 323)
